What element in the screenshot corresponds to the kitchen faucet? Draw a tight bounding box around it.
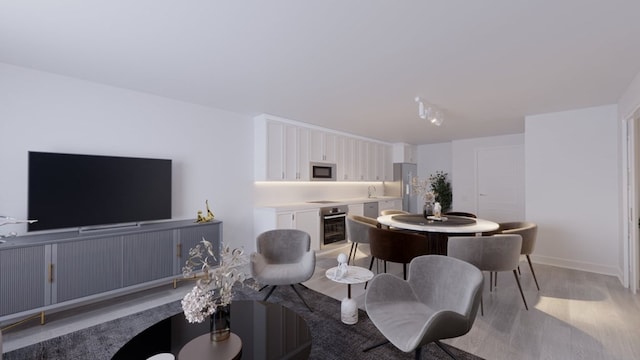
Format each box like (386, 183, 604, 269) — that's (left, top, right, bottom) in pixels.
(368, 186, 377, 198)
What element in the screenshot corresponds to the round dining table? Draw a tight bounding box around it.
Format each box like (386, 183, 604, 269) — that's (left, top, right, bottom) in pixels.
(376, 214, 499, 255)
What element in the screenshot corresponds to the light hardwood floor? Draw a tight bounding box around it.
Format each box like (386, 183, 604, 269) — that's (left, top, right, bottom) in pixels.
(309, 245, 640, 360)
(2, 245, 640, 360)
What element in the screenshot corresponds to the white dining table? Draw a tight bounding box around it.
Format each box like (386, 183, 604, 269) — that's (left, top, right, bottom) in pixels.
(376, 214, 499, 234)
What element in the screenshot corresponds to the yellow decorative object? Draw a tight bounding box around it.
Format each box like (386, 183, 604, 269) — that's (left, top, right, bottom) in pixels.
(196, 200, 215, 223)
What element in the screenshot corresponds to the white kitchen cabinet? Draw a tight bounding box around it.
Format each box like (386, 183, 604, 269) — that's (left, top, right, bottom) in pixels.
(255, 116, 309, 181)
(348, 203, 364, 216)
(285, 125, 309, 181)
(310, 130, 337, 163)
(378, 199, 403, 215)
(344, 137, 359, 181)
(255, 113, 393, 182)
(383, 144, 393, 181)
(265, 120, 285, 180)
(255, 208, 321, 250)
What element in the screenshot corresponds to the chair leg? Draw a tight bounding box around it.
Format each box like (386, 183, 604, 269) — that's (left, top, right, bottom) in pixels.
(489, 272, 493, 292)
(365, 256, 376, 289)
(415, 347, 422, 360)
(526, 255, 541, 291)
(403, 263, 407, 280)
(290, 284, 313, 312)
(494, 271, 498, 288)
(435, 340, 458, 360)
(348, 242, 357, 264)
(480, 294, 484, 316)
(263, 285, 277, 301)
(512, 270, 529, 310)
(258, 285, 269, 292)
(363, 339, 390, 352)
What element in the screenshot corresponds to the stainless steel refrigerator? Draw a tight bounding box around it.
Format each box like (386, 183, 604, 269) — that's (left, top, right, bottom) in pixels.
(385, 163, 419, 213)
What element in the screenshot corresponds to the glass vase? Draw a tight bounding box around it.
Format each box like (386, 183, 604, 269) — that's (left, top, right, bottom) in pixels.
(210, 304, 231, 342)
(423, 203, 433, 218)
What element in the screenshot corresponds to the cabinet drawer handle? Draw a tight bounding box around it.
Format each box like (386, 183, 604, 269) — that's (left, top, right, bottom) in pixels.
(177, 243, 182, 258)
(48, 264, 54, 283)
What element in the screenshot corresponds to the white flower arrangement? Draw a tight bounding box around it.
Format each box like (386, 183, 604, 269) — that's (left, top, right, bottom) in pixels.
(180, 238, 250, 323)
(411, 176, 436, 203)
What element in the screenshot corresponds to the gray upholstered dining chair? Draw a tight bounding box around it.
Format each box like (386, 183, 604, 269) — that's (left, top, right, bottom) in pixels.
(368, 226, 430, 280)
(364, 255, 484, 360)
(346, 214, 378, 265)
(499, 221, 540, 290)
(447, 234, 528, 314)
(250, 229, 316, 311)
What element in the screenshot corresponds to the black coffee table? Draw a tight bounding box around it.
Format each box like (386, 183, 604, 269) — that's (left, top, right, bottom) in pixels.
(112, 300, 311, 360)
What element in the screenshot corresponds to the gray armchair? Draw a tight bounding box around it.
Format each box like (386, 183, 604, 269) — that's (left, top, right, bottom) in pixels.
(250, 229, 316, 311)
(448, 234, 528, 314)
(364, 255, 483, 359)
(499, 221, 540, 290)
(346, 214, 378, 264)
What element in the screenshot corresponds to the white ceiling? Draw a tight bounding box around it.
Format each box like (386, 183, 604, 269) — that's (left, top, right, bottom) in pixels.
(2, 1, 640, 145)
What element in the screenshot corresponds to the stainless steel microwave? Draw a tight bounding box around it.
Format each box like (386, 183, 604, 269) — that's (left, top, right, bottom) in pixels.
(310, 162, 336, 181)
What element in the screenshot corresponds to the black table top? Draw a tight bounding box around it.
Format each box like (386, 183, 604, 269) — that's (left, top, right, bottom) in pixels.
(112, 300, 311, 360)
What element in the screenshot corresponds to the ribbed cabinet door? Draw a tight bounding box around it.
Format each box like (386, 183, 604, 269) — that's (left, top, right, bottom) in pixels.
(176, 223, 221, 274)
(0, 245, 47, 316)
(56, 237, 123, 303)
(123, 230, 174, 286)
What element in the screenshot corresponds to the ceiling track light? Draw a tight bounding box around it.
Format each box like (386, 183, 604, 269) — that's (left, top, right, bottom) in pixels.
(414, 96, 444, 126)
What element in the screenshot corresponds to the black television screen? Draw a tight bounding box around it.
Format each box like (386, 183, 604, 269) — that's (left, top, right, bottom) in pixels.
(28, 152, 172, 231)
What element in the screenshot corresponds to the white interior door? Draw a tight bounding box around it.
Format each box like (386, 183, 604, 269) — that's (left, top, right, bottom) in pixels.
(476, 145, 525, 222)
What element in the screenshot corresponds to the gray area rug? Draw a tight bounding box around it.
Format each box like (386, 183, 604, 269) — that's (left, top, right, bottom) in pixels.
(4, 283, 483, 359)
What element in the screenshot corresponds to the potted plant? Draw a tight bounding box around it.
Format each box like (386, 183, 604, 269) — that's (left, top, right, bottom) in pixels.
(429, 171, 452, 213)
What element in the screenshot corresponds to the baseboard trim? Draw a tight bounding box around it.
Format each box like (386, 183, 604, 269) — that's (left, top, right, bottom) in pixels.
(531, 254, 623, 283)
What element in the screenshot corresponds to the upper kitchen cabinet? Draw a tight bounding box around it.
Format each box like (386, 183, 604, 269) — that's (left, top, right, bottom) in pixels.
(309, 130, 337, 163)
(255, 114, 394, 182)
(255, 115, 308, 181)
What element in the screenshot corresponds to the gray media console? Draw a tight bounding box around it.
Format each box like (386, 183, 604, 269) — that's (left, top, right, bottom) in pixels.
(0, 219, 222, 325)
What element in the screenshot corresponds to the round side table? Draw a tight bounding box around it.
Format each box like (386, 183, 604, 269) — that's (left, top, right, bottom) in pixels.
(325, 265, 374, 324)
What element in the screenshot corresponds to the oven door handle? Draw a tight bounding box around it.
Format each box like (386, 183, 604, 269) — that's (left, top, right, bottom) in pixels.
(323, 213, 346, 220)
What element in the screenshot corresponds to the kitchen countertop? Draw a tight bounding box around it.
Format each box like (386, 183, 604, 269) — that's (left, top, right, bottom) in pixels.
(255, 196, 401, 211)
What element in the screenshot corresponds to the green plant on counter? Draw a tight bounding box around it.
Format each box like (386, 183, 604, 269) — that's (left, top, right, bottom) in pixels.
(429, 171, 452, 213)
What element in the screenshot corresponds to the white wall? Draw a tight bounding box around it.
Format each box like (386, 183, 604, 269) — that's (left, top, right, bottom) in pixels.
(450, 134, 525, 215)
(525, 105, 621, 277)
(0, 63, 256, 251)
(416, 142, 452, 181)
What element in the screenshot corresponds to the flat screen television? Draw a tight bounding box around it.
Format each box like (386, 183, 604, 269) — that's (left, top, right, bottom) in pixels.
(28, 151, 172, 232)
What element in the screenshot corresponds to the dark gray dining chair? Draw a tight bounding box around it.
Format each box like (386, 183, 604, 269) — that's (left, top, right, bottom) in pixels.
(368, 226, 430, 280)
(447, 234, 528, 315)
(346, 214, 378, 264)
(250, 229, 316, 311)
(499, 221, 540, 290)
(364, 255, 484, 359)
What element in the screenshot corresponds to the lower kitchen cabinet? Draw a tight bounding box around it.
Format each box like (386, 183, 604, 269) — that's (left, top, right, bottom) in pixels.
(255, 208, 321, 251)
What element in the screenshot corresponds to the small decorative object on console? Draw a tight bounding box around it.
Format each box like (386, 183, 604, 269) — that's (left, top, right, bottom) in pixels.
(195, 200, 215, 223)
(0, 216, 38, 241)
(181, 238, 251, 341)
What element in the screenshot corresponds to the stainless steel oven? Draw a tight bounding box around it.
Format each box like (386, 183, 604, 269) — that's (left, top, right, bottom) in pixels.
(320, 205, 348, 248)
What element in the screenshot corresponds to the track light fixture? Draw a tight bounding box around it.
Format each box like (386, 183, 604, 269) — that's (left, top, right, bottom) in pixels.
(414, 97, 444, 126)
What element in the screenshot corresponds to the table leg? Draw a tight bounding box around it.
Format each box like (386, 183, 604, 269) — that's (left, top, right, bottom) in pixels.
(341, 284, 358, 324)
